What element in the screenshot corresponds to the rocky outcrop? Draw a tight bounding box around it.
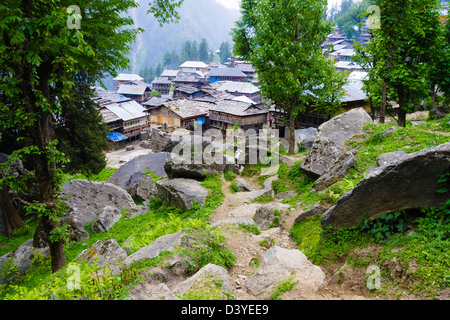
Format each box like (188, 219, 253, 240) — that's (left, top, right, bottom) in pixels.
(0, 240, 50, 285)
(235, 178, 255, 192)
(295, 127, 318, 150)
(295, 202, 331, 224)
(156, 178, 208, 211)
(245, 246, 325, 297)
(165, 157, 239, 181)
(53, 179, 147, 245)
(122, 231, 186, 267)
(365, 151, 407, 174)
(253, 203, 290, 230)
(322, 142, 450, 229)
(75, 239, 127, 275)
(301, 108, 372, 178)
(311, 150, 357, 192)
(172, 263, 233, 298)
(107, 152, 171, 199)
(91, 206, 122, 234)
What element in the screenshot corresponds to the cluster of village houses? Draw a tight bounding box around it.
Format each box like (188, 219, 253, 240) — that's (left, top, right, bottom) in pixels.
(93, 30, 372, 146)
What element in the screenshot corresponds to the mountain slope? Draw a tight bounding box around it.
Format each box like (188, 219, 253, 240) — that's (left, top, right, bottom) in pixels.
(130, 0, 241, 73)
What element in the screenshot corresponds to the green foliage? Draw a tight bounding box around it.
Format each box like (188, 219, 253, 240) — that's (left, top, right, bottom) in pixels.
(229, 181, 240, 194)
(64, 168, 118, 183)
(223, 169, 237, 182)
(145, 170, 162, 183)
(179, 274, 234, 300)
(360, 211, 408, 241)
(270, 275, 298, 300)
(272, 179, 289, 194)
(238, 223, 261, 236)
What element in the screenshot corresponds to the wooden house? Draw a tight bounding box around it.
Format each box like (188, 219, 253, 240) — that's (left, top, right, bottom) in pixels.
(209, 99, 268, 133)
(113, 73, 144, 90)
(147, 99, 213, 130)
(117, 81, 152, 103)
(205, 67, 247, 84)
(151, 77, 172, 95)
(179, 61, 210, 75)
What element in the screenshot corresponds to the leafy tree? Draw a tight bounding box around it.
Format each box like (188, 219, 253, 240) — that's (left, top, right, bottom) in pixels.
(0, 0, 181, 273)
(357, 0, 442, 126)
(232, 0, 346, 154)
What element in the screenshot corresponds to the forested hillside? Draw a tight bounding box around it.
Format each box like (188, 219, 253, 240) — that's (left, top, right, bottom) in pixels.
(130, 0, 241, 73)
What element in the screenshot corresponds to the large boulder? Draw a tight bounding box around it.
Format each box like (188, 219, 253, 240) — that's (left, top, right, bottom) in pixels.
(60, 179, 146, 227)
(295, 127, 318, 150)
(245, 246, 325, 297)
(311, 150, 357, 192)
(75, 239, 127, 275)
(322, 143, 450, 229)
(0, 240, 50, 285)
(107, 152, 171, 198)
(172, 264, 233, 299)
(253, 203, 290, 230)
(91, 206, 122, 234)
(165, 157, 239, 181)
(122, 231, 186, 267)
(156, 178, 208, 211)
(301, 108, 372, 177)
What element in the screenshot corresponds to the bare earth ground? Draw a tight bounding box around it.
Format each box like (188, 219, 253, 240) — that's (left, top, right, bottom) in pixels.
(210, 176, 372, 300)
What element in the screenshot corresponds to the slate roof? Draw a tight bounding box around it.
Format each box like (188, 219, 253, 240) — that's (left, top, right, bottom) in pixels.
(102, 100, 147, 121)
(210, 100, 268, 117)
(180, 61, 209, 69)
(206, 67, 247, 78)
(212, 81, 260, 94)
(163, 100, 213, 119)
(117, 83, 150, 96)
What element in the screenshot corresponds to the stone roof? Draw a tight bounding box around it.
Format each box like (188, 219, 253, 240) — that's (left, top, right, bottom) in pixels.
(163, 100, 213, 119)
(210, 100, 268, 117)
(206, 67, 247, 78)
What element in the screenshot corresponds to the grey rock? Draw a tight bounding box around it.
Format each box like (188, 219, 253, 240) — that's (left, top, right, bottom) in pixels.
(279, 154, 297, 166)
(382, 127, 397, 136)
(165, 156, 239, 181)
(311, 150, 357, 192)
(295, 202, 331, 224)
(0, 240, 50, 285)
(235, 178, 255, 192)
(173, 264, 233, 298)
(275, 190, 297, 200)
(365, 151, 407, 174)
(301, 108, 372, 177)
(295, 127, 318, 151)
(322, 142, 450, 229)
(75, 239, 127, 275)
(253, 203, 289, 230)
(136, 174, 158, 201)
(92, 206, 122, 233)
(122, 231, 186, 267)
(156, 178, 208, 211)
(108, 152, 171, 198)
(245, 246, 325, 297)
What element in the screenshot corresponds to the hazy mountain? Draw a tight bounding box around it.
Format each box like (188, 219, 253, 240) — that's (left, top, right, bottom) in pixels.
(129, 0, 241, 73)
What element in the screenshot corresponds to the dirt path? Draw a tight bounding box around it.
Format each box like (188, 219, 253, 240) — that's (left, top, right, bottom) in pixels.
(209, 176, 371, 300)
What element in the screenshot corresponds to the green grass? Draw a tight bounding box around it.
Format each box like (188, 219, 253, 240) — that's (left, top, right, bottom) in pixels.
(0, 174, 231, 300)
(270, 275, 299, 300)
(63, 167, 118, 183)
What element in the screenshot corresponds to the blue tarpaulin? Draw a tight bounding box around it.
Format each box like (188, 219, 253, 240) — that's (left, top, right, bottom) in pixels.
(107, 132, 128, 142)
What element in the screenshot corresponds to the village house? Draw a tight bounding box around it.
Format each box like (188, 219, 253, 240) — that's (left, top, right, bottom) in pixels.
(212, 81, 262, 103)
(147, 99, 213, 130)
(329, 48, 356, 62)
(205, 67, 248, 84)
(160, 69, 180, 80)
(179, 61, 210, 75)
(94, 88, 148, 141)
(335, 60, 362, 72)
(209, 99, 268, 133)
(117, 81, 152, 103)
(173, 85, 205, 100)
(172, 73, 206, 89)
(113, 73, 144, 90)
(151, 77, 173, 95)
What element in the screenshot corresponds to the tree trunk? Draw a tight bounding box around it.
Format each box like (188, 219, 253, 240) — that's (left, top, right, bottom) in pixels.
(288, 114, 296, 155)
(380, 80, 387, 124)
(0, 186, 25, 238)
(397, 107, 407, 127)
(20, 0, 66, 272)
